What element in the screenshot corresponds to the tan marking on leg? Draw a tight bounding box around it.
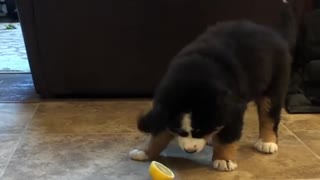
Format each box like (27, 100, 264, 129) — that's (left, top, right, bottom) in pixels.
(258, 97, 271, 113)
(205, 129, 222, 146)
(137, 130, 174, 159)
(212, 136, 238, 161)
(256, 97, 277, 143)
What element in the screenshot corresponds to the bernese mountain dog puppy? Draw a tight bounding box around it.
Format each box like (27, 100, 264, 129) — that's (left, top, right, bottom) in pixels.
(129, 20, 292, 171)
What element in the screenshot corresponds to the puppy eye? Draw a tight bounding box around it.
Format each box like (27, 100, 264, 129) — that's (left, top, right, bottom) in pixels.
(171, 128, 188, 137)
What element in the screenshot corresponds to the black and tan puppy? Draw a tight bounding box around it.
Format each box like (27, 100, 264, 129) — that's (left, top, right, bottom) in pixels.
(129, 19, 292, 171)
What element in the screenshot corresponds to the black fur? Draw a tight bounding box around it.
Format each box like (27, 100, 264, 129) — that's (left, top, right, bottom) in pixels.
(138, 20, 291, 144)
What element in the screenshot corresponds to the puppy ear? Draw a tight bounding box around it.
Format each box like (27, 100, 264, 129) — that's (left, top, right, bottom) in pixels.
(137, 105, 168, 135)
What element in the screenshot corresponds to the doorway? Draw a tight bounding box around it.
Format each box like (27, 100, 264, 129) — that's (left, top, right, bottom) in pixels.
(0, 0, 29, 73)
(0, 0, 38, 102)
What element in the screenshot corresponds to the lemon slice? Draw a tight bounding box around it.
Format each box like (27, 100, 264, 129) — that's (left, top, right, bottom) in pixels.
(149, 161, 175, 180)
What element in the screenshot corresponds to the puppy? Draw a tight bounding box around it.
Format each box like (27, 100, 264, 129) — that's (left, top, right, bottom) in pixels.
(129, 20, 291, 171)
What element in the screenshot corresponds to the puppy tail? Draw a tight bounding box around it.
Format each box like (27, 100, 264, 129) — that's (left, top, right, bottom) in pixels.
(278, 0, 297, 49)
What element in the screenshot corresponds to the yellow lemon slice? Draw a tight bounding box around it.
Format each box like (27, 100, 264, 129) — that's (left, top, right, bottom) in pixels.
(149, 161, 175, 180)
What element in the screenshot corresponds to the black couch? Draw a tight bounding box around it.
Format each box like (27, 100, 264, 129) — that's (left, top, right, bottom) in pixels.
(16, 0, 314, 98)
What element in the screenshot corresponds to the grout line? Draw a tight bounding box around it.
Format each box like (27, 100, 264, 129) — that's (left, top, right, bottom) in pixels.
(23, 103, 40, 131)
(0, 103, 40, 178)
(0, 132, 23, 178)
(281, 123, 320, 160)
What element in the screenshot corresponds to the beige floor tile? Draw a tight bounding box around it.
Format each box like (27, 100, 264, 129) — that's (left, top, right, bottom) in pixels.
(0, 103, 38, 134)
(0, 135, 20, 177)
(281, 111, 320, 158)
(157, 125, 320, 179)
(3, 130, 320, 180)
(281, 113, 320, 131)
(2, 101, 320, 179)
(168, 143, 320, 179)
(27, 101, 150, 134)
(2, 134, 149, 180)
(291, 130, 320, 158)
(158, 106, 320, 179)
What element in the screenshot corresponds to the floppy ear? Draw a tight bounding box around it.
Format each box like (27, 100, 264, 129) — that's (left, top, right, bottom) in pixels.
(137, 105, 168, 135)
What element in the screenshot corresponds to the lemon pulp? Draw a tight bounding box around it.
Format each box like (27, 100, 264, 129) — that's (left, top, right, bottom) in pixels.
(149, 161, 175, 180)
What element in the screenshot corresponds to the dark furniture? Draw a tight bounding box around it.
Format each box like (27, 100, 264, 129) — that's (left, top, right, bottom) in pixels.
(16, 0, 314, 98)
(286, 9, 320, 113)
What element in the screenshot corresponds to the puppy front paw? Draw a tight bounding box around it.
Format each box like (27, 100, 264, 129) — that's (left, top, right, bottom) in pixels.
(129, 149, 149, 161)
(213, 160, 237, 171)
(254, 139, 278, 154)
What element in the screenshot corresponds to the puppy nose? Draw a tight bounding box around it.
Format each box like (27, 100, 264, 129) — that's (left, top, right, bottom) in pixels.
(184, 149, 197, 154)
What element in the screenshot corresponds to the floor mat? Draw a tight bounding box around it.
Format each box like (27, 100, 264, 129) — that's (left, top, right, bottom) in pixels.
(0, 73, 40, 102)
(0, 23, 30, 73)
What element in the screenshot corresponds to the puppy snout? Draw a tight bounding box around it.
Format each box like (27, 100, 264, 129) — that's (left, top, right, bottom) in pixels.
(184, 149, 197, 154)
(184, 145, 198, 153)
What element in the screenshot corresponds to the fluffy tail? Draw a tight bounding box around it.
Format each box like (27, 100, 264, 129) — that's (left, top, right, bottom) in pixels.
(278, 0, 297, 49)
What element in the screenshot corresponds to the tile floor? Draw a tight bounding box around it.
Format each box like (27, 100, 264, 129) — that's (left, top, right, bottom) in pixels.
(0, 23, 30, 73)
(0, 100, 320, 180)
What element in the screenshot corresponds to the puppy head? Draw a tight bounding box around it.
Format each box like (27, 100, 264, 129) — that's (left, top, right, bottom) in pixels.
(137, 86, 245, 154)
(167, 88, 245, 153)
(137, 108, 220, 153)
(167, 113, 224, 153)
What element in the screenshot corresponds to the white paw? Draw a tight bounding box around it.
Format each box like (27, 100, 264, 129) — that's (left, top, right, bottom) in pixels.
(213, 160, 238, 171)
(282, 0, 288, 3)
(129, 149, 149, 161)
(254, 139, 278, 154)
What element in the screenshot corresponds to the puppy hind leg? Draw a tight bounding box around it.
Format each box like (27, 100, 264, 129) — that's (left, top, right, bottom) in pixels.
(254, 97, 280, 154)
(254, 52, 290, 154)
